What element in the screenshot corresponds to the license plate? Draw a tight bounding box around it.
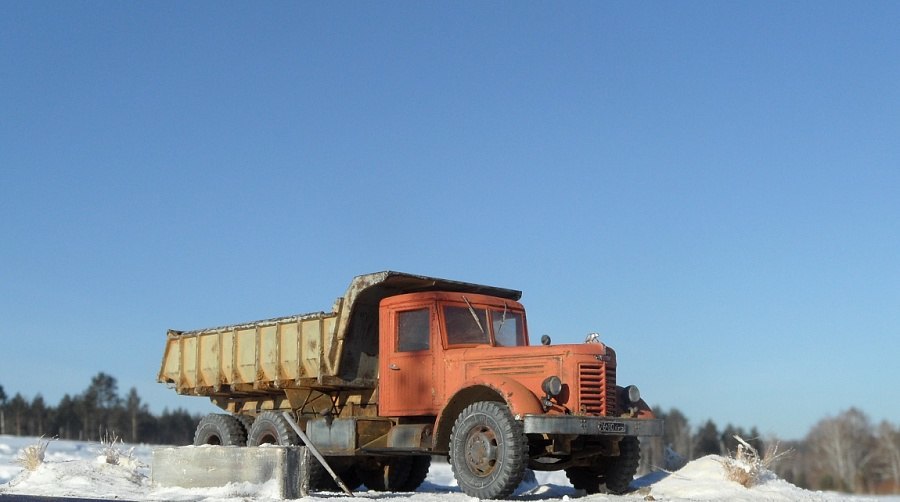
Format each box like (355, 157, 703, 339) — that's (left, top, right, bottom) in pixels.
(597, 421, 626, 433)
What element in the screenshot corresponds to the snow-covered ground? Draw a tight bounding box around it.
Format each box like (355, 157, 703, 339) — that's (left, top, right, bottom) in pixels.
(0, 434, 895, 501)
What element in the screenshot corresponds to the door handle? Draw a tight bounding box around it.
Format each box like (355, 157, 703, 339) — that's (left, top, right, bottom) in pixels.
(389, 363, 400, 370)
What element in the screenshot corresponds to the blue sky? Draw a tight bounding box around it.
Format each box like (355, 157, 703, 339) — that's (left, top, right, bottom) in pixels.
(1, 2, 898, 440)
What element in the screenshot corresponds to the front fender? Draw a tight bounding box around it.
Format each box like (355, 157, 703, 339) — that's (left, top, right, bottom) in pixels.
(432, 376, 544, 452)
(464, 375, 544, 418)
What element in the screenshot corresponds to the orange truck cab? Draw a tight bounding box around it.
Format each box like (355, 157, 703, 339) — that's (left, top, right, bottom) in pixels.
(378, 289, 662, 498)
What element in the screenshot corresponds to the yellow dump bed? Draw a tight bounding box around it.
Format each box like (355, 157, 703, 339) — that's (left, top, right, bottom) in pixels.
(158, 271, 522, 400)
(158, 310, 338, 394)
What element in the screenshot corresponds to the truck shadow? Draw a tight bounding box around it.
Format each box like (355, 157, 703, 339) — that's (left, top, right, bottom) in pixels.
(313, 482, 580, 500)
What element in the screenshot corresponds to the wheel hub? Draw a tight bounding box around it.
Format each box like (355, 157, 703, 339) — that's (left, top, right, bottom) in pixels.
(464, 425, 499, 476)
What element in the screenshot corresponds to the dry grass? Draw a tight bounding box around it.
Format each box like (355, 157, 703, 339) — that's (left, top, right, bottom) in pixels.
(722, 435, 792, 488)
(99, 430, 124, 465)
(16, 437, 50, 471)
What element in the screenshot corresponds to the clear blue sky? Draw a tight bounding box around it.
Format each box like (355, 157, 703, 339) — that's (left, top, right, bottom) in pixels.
(2, 2, 898, 440)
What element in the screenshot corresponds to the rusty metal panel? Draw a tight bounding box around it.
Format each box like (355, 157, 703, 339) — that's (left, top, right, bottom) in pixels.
(197, 332, 219, 390)
(279, 322, 300, 381)
(259, 324, 278, 383)
(386, 424, 434, 449)
(306, 418, 357, 453)
(235, 327, 256, 384)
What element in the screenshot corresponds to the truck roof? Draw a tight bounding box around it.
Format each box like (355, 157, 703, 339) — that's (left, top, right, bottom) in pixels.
(348, 270, 522, 303)
(172, 271, 521, 336)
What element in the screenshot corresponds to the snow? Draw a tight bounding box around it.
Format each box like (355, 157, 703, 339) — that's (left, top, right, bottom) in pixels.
(1, 434, 897, 501)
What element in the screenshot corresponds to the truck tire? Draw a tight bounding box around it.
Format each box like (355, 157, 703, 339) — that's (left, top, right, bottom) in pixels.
(245, 411, 331, 490)
(235, 414, 255, 437)
(360, 456, 430, 492)
(604, 436, 640, 494)
(565, 436, 640, 495)
(397, 456, 431, 491)
(359, 457, 412, 491)
(337, 466, 362, 491)
(246, 411, 299, 446)
(449, 401, 528, 499)
(565, 466, 601, 494)
(193, 413, 247, 446)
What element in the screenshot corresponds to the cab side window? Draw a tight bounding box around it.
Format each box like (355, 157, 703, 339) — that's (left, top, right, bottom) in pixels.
(397, 308, 430, 352)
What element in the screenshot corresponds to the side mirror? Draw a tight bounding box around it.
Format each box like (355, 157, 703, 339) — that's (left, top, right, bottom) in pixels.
(540, 334, 551, 346)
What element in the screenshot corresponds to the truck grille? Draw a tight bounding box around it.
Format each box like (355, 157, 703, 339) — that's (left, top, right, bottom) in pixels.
(578, 363, 616, 416)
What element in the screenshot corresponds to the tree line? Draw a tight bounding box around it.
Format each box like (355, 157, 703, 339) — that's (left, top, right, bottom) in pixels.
(2, 375, 899, 494)
(0, 373, 199, 445)
(642, 406, 900, 495)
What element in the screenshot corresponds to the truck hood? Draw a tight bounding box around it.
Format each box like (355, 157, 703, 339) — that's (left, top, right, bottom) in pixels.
(443, 342, 619, 416)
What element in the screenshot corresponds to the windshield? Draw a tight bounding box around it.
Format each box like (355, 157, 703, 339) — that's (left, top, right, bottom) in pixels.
(444, 304, 527, 347)
(492, 310, 525, 346)
(444, 305, 489, 345)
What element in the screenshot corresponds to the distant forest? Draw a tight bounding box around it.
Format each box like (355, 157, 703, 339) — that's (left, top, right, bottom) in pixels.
(641, 407, 900, 495)
(1, 373, 899, 495)
(0, 373, 199, 446)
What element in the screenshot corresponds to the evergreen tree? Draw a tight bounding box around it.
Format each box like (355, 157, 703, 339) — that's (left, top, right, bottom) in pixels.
(0, 383, 6, 435)
(693, 419, 722, 458)
(720, 424, 745, 454)
(8, 393, 29, 436)
(747, 426, 764, 454)
(662, 407, 693, 459)
(156, 408, 200, 445)
(80, 372, 122, 440)
(124, 387, 147, 443)
(30, 394, 48, 437)
(52, 394, 82, 439)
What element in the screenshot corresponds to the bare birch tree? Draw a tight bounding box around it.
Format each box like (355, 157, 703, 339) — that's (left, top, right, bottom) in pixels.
(875, 421, 900, 493)
(806, 407, 877, 493)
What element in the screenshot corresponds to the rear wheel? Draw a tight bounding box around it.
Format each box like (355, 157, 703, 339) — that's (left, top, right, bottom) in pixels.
(338, 466, 361, 491)
(246, 411, 328, 489)
(359, 457, 412, 491)
(235, 414, 255, 438)
(246, 411, 298, 446)
(449, 401, 528, 499)
(398, 456, 431, 491)
(193, 414, 246, 446)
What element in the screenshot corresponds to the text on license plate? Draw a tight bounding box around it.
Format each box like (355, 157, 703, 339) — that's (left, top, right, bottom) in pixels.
(596, 421, 626, 433)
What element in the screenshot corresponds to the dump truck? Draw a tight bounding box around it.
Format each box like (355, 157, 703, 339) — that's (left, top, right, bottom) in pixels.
(158, 271, 662, 498)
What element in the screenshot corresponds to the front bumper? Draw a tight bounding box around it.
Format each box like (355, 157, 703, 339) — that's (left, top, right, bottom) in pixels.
(523, 414, 664, 437)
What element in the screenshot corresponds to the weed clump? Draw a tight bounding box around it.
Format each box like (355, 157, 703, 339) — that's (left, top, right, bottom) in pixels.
(16, 437, 50, 471)
(722, 435, 791, 488)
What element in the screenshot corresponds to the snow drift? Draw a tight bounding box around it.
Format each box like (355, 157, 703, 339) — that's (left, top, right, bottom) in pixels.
(1, 435, 893, 501)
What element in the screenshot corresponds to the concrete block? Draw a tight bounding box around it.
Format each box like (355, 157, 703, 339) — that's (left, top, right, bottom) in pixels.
(152, 446, 311, 498)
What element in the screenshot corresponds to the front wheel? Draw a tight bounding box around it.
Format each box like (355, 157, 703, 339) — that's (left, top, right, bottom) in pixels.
(605, 436, 641, 494)
(565, 436, 641, 495)
(449, 401, 528, 499)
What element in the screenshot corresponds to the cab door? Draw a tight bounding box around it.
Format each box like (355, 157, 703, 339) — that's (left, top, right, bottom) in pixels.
(379, 303, 439, 416)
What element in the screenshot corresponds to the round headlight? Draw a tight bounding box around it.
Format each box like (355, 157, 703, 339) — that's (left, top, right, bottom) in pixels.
(626, 385, 641, 403)
(542, 376, 562, 397)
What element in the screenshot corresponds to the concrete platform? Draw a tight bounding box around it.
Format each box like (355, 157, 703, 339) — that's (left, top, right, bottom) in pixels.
(152, 445, 311, 498)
